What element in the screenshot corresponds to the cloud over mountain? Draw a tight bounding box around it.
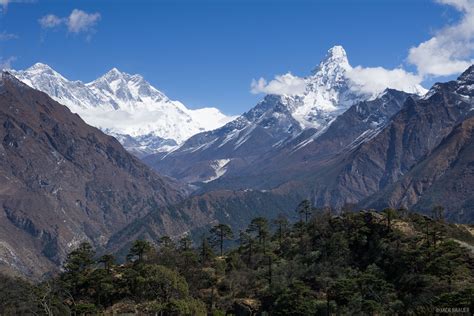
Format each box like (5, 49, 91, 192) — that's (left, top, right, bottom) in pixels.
(346, 66, 426, 96)
(249, 52, 426, 97)
(250, 73, 306, 95)
(250, 0, 474, 97)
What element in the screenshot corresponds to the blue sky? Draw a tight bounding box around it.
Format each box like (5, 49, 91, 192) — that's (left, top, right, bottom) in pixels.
(0, 0, 470, 115)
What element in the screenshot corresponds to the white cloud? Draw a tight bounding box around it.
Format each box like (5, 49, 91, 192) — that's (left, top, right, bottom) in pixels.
(67, 9, 100, 34)
(38, 9, 100, 37)
(0, 31, 17, 40)
(250, 0, 474, 98)
(0, 56, 16, 70)
(408, 0, 474, 76)
(250, 66, 427, 98)
(250, 73, 306, 95)
(346, 66, 427, 95)
(38, 14, 64, 29)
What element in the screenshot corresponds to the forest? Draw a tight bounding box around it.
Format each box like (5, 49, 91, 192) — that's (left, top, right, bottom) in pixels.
(1, 203, 473, 315)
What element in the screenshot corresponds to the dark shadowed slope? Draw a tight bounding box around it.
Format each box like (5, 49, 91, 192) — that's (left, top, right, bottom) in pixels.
(106, 187, 304, 258)
(363, 113, 474, 222)
(0, 72, 188, 277)
(301, 66, 474, 212)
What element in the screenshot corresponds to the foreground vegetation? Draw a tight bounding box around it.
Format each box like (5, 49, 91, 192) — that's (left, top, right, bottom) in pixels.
(1, 204, 474, 315)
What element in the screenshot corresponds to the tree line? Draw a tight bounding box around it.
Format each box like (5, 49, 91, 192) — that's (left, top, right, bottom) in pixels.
(0, 201, 473, 315)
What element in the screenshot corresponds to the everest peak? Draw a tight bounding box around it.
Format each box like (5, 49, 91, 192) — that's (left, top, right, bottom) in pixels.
(12, 63, 235, 149)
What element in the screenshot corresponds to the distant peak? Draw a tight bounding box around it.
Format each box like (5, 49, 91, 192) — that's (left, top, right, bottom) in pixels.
(321, 45, 349, 66)
(27, 62, 55, 73)
(458, 64, 474, 83)
(98, 68, 150, 86)
(108, 67, 121, 74)
(105, 67, 123, 77)
(130, 73, 145, 81)
(326, 45, 347, 59)
(312, 45, 350, 75)
(94, 68, 122, 83)
(101, 67, 135, 82)
(30, 62, 51, 69)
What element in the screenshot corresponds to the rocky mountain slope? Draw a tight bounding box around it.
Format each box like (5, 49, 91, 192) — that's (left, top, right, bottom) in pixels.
(145, 46, 417, 187)
(363, 114, 474, 222)
(0, 72, 203, 277)
(297, 66, 474, 218)
(361, 91, 474, 221)
(142, 66, 474, 230)
(11, 64, 234, 156)
(144, 46, 359, 182)
(106, 187, 304, 257)
(198, 88, 412, 191)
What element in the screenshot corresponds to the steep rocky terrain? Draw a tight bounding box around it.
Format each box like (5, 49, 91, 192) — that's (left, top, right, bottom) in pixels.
(363, 114, 474, 222)
(0, 72, 191, 277)
(144, 94, 305, 183)
(138, 66, 474, 231)
(106, 187, 304, 258)
(301, 66, 474, 215)
(197, 88, 411, 191)
(145, 46, 419, 184)
(145, 47, 423, 188)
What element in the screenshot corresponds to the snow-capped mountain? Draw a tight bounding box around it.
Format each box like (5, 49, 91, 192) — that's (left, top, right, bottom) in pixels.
(145, 46, 424, 185)
(11, 64, 235, 155)
(283, 45, 360, 129)
(280, 45, 425, 130)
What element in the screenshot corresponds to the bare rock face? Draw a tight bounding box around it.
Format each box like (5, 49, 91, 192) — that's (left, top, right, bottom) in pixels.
(305, 66, 474, 215)
(363, 114, 474, 222)
(0, 72, 187, 277)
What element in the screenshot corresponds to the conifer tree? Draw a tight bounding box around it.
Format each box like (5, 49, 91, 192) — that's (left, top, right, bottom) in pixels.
(209, 224, 234, 256)
(127, 240, 153, 263)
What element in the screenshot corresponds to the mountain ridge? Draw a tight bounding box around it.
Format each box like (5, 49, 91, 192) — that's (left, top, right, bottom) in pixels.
(145, 46, 420, 186)
(11, 64, 235, 155)
(0, 72, 196, 277)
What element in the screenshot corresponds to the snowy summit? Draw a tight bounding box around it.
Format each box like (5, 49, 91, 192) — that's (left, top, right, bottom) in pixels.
(12, 64, 235, 154)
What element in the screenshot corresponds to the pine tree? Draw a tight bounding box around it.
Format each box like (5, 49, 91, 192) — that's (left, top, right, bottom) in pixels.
(158, 236, 174, 250)
(98, 254, 115, 273)
(296, 200, 312, 223)
(200, 234, 214, 263)
(432, 205, 445, 221)
(273, 214, 289, 250)
(179, 235, 193, 252)
(127, 240, 153, 263)
(248, 217, 269, 254)
(61, 242, 95, 298)
(209, 224, 234, 256)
